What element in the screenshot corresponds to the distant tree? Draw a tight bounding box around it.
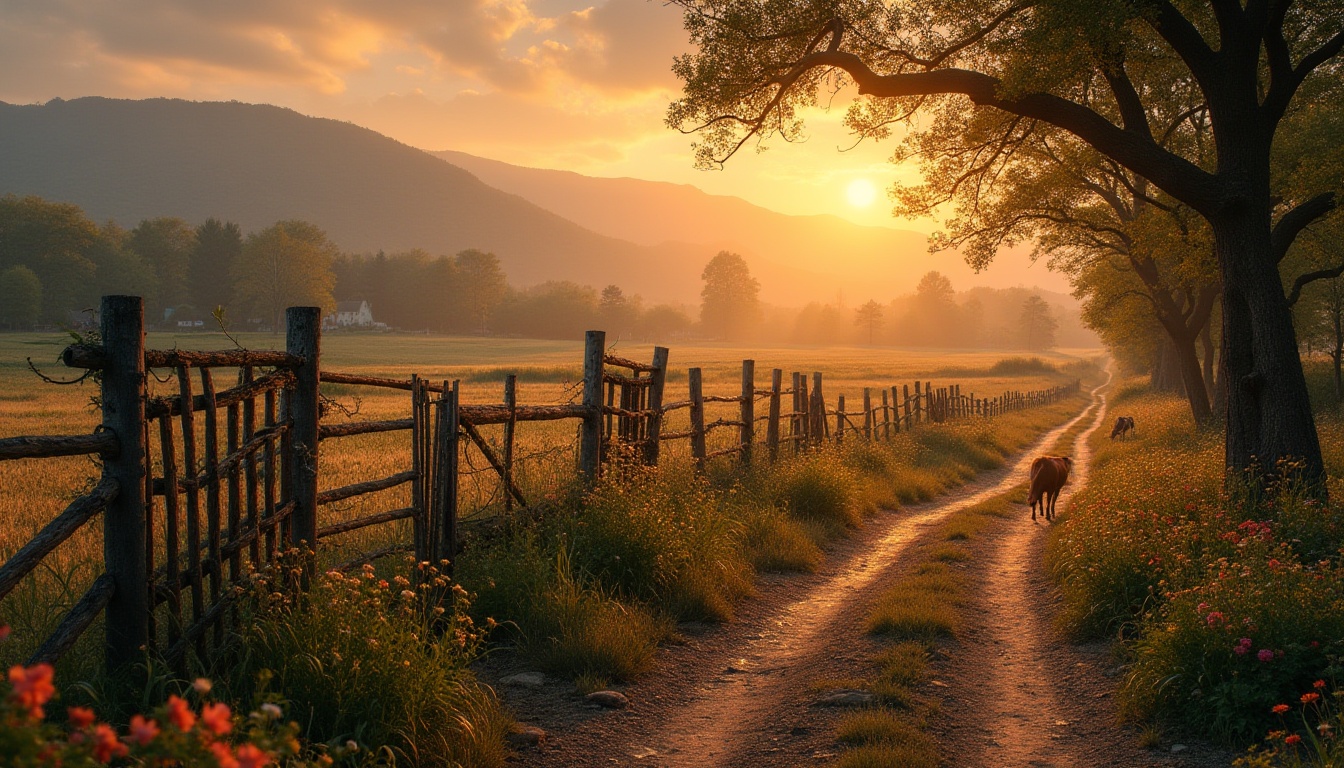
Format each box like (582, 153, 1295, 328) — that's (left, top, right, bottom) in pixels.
(0, 195, 102, 321)
(494, 281, 599, 340)
(233, 221, 337, 331)
(854, 300, 884, 345)
(191, 219, 242, 312)
(129, 217, 197, 317)
(455, 249, 507, 334)
(641, 304, 693, 342)
(1018, 296, 1059, 351)
(0, 266, 42, 328)
(88, 221, 157, 300)
(599, 284, 637, 339)
(700, 251, 760, 340)
(905, 271, 959, 347)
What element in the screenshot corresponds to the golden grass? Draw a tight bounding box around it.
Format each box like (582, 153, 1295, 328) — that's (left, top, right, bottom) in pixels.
(0, 329, 1095, 685)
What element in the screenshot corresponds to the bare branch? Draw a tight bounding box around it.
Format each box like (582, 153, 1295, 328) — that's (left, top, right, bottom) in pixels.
(1287, 263, 1344, 306)
(1273, 192, 1338, 264)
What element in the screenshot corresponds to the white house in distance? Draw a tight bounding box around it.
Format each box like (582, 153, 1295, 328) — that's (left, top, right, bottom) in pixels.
(325, 300, 375, 329)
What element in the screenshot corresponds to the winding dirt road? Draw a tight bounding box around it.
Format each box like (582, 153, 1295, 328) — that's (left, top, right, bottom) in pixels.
(500, 380, 1170, 767)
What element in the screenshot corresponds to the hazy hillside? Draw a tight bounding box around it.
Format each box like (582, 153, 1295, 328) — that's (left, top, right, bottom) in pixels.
(0, 97, 707, 300)
(434, 149, 1070, 300)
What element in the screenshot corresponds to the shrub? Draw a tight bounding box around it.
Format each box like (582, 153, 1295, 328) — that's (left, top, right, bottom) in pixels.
(773, 453, 863, 536)
(233, 559, 510, 767)
(988, 356, 1057, 375)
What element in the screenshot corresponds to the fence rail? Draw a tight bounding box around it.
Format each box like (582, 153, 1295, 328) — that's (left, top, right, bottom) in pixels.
(0, 296, 1079, 675)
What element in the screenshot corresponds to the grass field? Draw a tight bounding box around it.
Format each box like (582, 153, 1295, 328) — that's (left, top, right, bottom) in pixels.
(0, 329, 1098, 728)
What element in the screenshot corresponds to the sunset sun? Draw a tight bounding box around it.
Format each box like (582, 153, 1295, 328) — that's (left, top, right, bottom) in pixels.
(845, 178, 878, 208)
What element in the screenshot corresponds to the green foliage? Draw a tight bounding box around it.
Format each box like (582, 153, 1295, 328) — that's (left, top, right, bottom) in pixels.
(988, 356, 1057, 375)
(0, 265, 42, 327)
(232, 559, 510, 767)
(233, 220, 338, 330)
(699, 251, 760, 340)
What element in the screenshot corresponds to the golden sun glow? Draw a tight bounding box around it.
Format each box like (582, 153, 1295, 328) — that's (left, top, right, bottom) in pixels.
(845, 178, 877, 208)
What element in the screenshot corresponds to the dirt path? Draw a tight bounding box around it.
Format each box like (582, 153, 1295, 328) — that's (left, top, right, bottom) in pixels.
(931, 376, 1234, 767)
(496, 388, 1122, 767)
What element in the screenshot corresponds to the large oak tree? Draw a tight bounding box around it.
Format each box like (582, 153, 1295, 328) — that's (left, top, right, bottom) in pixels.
(669, 0, 1344, 486)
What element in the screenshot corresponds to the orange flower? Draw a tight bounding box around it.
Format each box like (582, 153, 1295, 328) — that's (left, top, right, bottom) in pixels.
(8, 663, 56, 719)
(129, 714, 160, 745)
(91, 723, 129, 762)
(1302, 692, 1321, 705)
(210, 740, 240, 768)
(1315, 680, 1328, 689)
(1286, 734, 1302, 745)
(235, 743, 272, 768)
(166, 694, 196, 731)
(201, 701, 233, 736)
(68, 706, 97, 728)
(1273, 704, 1291, 714)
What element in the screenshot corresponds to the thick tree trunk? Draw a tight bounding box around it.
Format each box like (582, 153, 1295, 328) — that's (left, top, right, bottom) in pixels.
(1215, 214, 1324, 489)
(1151, 337, 1185, 395)
(1174, 330, 1214, 425)
(1333, 309, 1342, 405)
(1201, 321, 1216, 399)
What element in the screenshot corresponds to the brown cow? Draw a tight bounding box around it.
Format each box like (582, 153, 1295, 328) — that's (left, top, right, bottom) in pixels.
(1027, 456, 1073, 522)
(1110, 416, 1135, 440)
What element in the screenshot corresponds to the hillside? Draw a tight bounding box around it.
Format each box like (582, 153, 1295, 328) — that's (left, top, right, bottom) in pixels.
(434, 149, 1071, 299)
(0, 97, 705, 300)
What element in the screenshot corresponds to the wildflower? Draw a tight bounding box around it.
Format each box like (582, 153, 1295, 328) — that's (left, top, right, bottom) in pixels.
(201, 701, 232, 736)
(235, 743, 271, 768)
(260, 703, 283, 719)
(1258, 649, 1274, 663)
(166, 694, 196, 731)
(400, 590, 415, 601)
(210, 741, 240, 768)
(193, 678, 213, 695)
(1315, 680, 1327, 689)
(8, 663, 56, 719)
(1273, 704, 1291, 714)
(68, 706, 97, 728)
(1286, 734, 1302, 745)
(1206, 611, 1226, 626)
(91, 723, 128, 762)
(128, 714, 160, 745)
(1302, 692, 1321, 704)
(377, 579, 389, 589)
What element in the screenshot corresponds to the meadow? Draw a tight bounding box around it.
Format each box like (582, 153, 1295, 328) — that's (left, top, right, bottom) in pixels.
(0, 328, 1096, 765)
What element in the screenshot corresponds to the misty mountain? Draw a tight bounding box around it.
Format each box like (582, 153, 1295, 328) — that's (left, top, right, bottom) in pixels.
(0, 97, 709, 301)
(434, 149, 1071, 302)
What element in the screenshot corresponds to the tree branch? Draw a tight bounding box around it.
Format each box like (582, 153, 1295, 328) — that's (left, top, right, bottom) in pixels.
(1287, 263, 1344, 307)
(1273, 192, 1338, 264)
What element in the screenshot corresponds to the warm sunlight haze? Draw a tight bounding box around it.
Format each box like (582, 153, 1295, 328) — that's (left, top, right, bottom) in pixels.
(845, 178, 878, 208)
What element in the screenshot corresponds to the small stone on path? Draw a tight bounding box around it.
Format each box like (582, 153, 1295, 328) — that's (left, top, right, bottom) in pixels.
(630, 747, 658, 759)
(586, 690, 631, 709)
(817, 690, 876, 707)
(506, 725, 546, 747)
(1171, 744, 1188, 753)
(500, 672, 546, 688)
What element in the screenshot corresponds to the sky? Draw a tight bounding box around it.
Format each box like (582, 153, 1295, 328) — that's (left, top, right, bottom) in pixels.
(0, 0, 1068, 291)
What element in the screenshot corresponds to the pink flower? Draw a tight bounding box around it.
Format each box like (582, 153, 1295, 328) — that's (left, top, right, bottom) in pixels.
(1206, 612, 1226, 626)
(1234, 644, 1249, 655)
(1258, 649, 1274, 662)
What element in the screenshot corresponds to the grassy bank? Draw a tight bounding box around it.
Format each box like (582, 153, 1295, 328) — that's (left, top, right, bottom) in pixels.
(1047, 381, 1344, 751)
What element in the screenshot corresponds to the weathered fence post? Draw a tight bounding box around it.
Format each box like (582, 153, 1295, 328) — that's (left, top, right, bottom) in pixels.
(881, 389, 891, 439)
(503, 374, 517, 512)
(286, 307, 321, 551)
(412, 376, 427, 565)
(644, 347, 669, 466)
(863, 388, 873, 440)
(798, 374, 810, 448)
(913, 381, 922, 424)
(740, 360, 755, 465)
(580, 330, 605, 482)
(767, 368, 782, 462)
(434, 381, 460, 571)
(100, 295, 148, 672)
(811, 372, 826, 443)
(689, 367, 707, 470)
(836, 394, 846, 444)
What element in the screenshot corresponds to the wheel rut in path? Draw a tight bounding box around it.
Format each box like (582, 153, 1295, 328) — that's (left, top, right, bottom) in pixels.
(932, 375, 1235, 768)
(505, 390, 1106, 768)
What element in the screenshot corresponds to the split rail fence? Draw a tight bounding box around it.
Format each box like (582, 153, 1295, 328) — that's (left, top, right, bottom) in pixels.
(0, 296, 1078, 675)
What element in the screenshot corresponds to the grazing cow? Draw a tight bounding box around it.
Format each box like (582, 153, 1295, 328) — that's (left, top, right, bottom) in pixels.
(1110, 416, 1135, 440)
(1027, 456, 1073, 522)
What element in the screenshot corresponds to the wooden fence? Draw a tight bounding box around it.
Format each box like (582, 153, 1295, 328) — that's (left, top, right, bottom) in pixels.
(0, 296, 1078, 675)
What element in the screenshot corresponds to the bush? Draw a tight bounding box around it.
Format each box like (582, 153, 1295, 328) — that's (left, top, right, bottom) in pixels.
(233, 558, 510, 767)
(988, 356, 1057, 375)
(773, 453, 864, 537)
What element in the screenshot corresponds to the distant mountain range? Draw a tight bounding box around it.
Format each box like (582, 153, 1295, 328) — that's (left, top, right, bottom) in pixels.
(0, 97, 1065, 305)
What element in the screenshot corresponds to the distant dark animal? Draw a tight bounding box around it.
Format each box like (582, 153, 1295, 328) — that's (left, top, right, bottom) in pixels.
(1027, 456, 1073, 522)
(1110, 416, 1135, 440)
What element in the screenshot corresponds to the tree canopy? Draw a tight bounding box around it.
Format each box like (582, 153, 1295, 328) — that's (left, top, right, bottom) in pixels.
(700, 250, 761, 340)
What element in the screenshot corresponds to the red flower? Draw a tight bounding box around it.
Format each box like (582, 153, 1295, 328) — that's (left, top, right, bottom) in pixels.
(1286, 734, 1302, 745)
(1302, 692, 1321, 704)
(68, 706, 97, 729)
(8, 663, 56, 719)
(166, 694, 196, 731)
(1315, 680, 1327, 689)
(129, 714, 160, 745)
(201, 701, 233, 736)
(91, 723, 129, 762)
(1273, 704, 1291, 714)
(210, 741, 240, 768)
(235, 742, 272, 768)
